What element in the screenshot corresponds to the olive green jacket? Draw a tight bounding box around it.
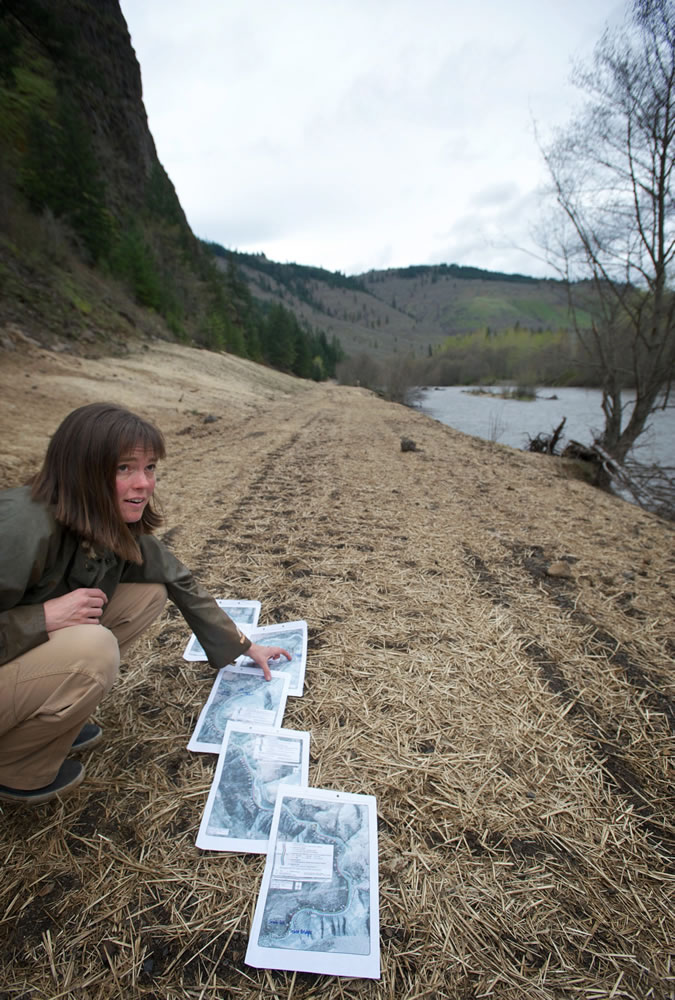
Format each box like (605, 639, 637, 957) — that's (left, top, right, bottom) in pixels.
(0, 486, 251, 668)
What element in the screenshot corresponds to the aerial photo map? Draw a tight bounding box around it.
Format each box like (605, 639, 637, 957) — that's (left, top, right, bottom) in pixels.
(239, 621, 308, 696)
(196, 723, 310, 853)
(187, 666, 290, 753)
(246, 788, 380, 979)
(182, 599, 261, 660)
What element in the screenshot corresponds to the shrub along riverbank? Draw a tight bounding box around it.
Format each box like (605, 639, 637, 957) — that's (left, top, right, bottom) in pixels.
(337, 325, 616, 401)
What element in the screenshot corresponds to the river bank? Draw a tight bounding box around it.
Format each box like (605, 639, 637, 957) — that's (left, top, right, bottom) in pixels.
(1, 338, 673, 1000)
(415, 385, 675, 466)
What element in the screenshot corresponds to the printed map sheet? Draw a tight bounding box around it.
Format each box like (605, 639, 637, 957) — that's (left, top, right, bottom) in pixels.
(196, 723, 310, 853)
(246, 787, 380, 979)
(183, 600, 261, 660)
(187, 666, 290, 753)
(237, 621, 308, 697)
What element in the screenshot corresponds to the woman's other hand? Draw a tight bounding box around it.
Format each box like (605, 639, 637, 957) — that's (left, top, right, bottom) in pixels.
(44, 588, 108, 632)
(246, 642, 292, 681)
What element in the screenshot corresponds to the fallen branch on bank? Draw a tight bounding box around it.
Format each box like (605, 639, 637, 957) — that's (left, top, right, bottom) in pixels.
(526, 417, 567, 455)
(620, 460, 675, 520)
(563, 439, 675, 519)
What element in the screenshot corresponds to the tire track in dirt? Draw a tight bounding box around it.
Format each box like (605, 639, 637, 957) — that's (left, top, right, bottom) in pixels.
(157, 390, 325, 570)
(523, 640, 675, 860)
(508, 541, 673, 701)
(461, 541, 675, 863)
(464, 538, 674, 730)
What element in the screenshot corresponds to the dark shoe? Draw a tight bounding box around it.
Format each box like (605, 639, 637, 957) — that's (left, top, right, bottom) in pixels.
(0, 759, 85, 805)
(71, 723, 103, 752)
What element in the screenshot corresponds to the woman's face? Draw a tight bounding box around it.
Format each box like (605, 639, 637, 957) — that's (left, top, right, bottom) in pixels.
(116, 446, 158, 523)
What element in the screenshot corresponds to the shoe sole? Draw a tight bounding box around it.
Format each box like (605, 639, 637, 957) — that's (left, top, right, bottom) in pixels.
(0, 767, 85, 805)
(70, 730, 104, 753)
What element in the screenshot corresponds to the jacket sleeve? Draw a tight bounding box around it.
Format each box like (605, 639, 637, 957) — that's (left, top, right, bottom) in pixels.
(123, 535, 251, 668)
(0, 492, 52, 666)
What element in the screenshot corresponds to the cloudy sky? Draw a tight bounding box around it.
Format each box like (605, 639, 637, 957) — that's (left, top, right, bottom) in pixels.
(120, 0, 625, 278)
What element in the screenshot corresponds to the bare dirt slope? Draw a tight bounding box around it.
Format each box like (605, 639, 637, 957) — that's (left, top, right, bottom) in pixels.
(1, 338, 673, 1000)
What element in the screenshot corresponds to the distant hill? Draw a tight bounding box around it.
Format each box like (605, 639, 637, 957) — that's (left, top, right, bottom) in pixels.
(211, 248, 575, 360)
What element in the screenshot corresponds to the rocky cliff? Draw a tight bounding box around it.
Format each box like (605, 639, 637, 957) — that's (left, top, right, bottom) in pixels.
(0, 0, 249, 353)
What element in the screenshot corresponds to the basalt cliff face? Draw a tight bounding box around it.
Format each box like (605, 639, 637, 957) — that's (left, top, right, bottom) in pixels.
(29, 0, 161, 210)
(0, 0, 248, 354)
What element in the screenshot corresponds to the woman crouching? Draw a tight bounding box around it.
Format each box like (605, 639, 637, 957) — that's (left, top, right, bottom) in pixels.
(0, 402, 290, 804)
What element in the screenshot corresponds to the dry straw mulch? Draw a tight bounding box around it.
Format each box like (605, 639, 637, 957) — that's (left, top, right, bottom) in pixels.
(0, 339, 673, 1000)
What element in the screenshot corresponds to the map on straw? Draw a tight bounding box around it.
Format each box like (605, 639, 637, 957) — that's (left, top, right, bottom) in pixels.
(246, 787, 380, 979)
(187, 665, 290, 753)
(237, 621, 308, 697)
(196, 723, 310, 853)
(183, 600, 261, 660)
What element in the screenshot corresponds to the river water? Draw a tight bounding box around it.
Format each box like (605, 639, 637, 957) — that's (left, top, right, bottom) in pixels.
(414, 386, 675, 467)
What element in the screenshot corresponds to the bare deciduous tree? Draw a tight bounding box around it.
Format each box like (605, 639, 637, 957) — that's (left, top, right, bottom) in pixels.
(542, 0, 675, 463)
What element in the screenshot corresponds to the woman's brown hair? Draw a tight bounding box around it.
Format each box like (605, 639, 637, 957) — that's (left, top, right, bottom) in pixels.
(31, 402, 166, 563)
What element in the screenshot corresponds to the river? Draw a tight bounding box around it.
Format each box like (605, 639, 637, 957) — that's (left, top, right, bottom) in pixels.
(414, 386, 675, 467)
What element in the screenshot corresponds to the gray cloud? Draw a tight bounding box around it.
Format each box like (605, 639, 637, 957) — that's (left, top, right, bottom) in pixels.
(121, 0, 626, 276)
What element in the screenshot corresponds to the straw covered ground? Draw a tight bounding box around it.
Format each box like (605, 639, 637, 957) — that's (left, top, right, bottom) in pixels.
(0, 336, 673, 1000)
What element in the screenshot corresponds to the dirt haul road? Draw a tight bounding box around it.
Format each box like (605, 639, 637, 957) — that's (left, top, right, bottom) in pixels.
(0, 337, 673, 1000)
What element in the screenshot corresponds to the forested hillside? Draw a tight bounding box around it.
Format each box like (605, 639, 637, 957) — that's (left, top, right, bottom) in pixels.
(219, 248, 578, 361)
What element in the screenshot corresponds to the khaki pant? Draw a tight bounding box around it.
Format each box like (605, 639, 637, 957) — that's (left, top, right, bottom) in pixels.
(0, 583, 167, 789)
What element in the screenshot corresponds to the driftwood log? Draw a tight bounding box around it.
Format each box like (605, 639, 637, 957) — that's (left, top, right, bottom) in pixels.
(526, 417, 567, 455)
